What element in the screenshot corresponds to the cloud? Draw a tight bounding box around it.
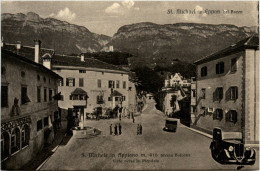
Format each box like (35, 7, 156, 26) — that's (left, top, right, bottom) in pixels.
(105, 1, 139, 15)
(49, 8, 76, 21)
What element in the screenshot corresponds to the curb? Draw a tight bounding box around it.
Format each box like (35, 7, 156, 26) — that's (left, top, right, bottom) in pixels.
(184, 126, 213, 139)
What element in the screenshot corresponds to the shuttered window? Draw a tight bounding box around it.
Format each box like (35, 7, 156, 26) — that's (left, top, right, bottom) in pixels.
(1, 86, 8, 107)
(79, 78, 84, 87)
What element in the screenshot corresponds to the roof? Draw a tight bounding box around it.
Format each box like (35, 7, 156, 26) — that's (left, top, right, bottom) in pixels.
(112, 90, 123, 96)
(71, 88, 88, 95)
(52, 54, 129, 73)
(194, 36, 259, 65)
(3, 43, 54, 64)
(2, 49, 62, 79)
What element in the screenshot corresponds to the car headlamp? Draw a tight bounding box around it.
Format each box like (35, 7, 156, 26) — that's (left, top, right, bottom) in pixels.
(228, 146, 234, 152)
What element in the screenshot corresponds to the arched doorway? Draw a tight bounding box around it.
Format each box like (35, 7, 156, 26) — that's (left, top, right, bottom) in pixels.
(1, 131, 10, 160)
(11, 127, 21, 154)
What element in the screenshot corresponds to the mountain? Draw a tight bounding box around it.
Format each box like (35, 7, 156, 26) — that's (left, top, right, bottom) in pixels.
(110, 22, 258, 63)
(1, 12, 111, 54)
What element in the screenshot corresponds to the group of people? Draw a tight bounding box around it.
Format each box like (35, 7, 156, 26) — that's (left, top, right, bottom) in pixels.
(110, 123, 122, 136)
(137, 124, 142, 135)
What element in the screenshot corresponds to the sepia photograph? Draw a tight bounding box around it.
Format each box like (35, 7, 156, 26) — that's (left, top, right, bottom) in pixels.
(1, 0, 259, 170)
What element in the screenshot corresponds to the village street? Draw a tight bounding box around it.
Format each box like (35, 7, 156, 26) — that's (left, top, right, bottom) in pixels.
(40, 100, 259, 170)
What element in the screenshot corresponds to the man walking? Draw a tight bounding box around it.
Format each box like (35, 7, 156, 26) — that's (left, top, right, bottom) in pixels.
(114, 124, 118, 136)
(140, 124, 142, 135)
(110, 124, 113, 135)
(119, 123, 122, 135)
(137, 124, 140, 135)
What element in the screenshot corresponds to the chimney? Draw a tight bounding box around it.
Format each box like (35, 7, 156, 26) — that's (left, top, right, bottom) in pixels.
(16, 41, 22, 49)
(1, 37, 4, 47)
(34, 39, 41, 63)
(42, 54, 52, 69)
(80, 54, 85, 62)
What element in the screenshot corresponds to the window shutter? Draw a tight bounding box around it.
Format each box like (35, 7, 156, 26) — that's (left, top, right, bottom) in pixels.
(233, 111, 237, 123)
(226, 87, 231, 101)
(219, 88, 223, 100)
(213, 110, 217, 120)
(73, 79, 75, 86)
(225, 111, 229, 122)
(219, 110, 223, 120)
(235, 87, 238, 99)
(213, 89, 217, 101)
(216, 63, 219, 74)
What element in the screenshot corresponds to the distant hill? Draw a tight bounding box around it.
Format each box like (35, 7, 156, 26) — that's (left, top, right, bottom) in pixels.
(110, 22, 258, 63)
(1, 12, 111, 54)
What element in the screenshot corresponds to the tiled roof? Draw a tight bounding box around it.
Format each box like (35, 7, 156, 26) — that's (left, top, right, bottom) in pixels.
(194, 36, 259, 65)
(52, 54, 128, 73)
(3, 43, 54, 64)
(71, 88, 88, 95)
(2, 49, 62, 79)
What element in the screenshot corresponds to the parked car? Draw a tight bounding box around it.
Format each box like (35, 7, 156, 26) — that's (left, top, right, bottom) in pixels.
(163, 118, 178, 132)
(210, 127, 256, 165)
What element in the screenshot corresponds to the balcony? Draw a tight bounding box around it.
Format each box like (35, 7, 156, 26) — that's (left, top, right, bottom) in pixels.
(70, 100, 87, 106)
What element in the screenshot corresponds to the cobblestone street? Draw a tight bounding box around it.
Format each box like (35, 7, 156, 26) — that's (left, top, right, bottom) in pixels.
(40, 101, 259, 170)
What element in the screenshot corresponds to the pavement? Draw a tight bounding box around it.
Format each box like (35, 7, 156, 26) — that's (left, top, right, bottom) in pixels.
(39, 100, 259, 170)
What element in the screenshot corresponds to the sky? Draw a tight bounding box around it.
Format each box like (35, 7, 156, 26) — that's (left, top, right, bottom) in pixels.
(1, 1, 259, 36)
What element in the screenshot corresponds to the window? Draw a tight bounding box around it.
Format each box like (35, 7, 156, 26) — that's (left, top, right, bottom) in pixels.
(1, 132, 10, 159)
(37, 86, 41, 102)
(11, 128, 20, 154)
(216, 61, 224, 74)
(214, 87, 223, 101)
(37, 120, 43, 131)
(108, 97, 112, 101)
(201, 66, 207, 77)
(21, 125, 30, 148)
(116, 80, 120, 88)
(108, 80, 114, 88)
(79, 78, 84, 87)
(44, 117, 49, 127)
(66, 78, 75, 87)
(21, 71, 25, 78)
(226, 110, 238, 123)
(122, 96, 126, 101)
(37, 75, 40, 81)
(44, 88, 47, 102)
(58, 80, 63, 86)
(123, 81, 126, 89)
(230, 86, 238, 100)
(70, 95, 87, 100)
(97, 95, 104, 104)
(213, 109, 223, 120)
(115, 97, 120, 101)
(21, 86, 30, 105)
(1, 86, 8, 107)
(201, 88, 206, 99)
(43, 77, 46, 83)
(79, 70, 86, 73)
(192, 106, 196, 113)
(49, 78, 51, 84)
(231, 58, 237, 72)
(97, 80, 101, 88)
(49, 89, 52, 101)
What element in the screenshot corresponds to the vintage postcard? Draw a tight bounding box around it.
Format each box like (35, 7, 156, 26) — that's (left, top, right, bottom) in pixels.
(1, 1, 259, 170)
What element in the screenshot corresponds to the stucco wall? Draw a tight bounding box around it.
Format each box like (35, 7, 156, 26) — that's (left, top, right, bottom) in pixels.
(1, 56, 59, 169)
(54, 68, 129, 114)
(195, 51, 244, 132)
(244, 49, 259, 143)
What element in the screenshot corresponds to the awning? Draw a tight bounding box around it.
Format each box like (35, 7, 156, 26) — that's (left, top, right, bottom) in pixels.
(111, 90, 123, 96)
(71, 88, 88, 95)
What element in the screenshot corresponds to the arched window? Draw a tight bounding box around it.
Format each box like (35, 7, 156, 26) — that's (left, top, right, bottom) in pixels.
(11, 128, 20, 154)
(21, 125, 30, 148)
(1, 132, 10, 160)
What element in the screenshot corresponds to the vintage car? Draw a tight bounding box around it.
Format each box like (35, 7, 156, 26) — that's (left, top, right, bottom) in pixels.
(210, 127, 256, 165)
(163, 118, 178, 132)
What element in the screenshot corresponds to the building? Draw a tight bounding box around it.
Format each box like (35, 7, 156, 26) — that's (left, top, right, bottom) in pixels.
(1, 40, 62, 169)
(190, 77, 196, 123)
(51, 54, 131, 118)
(164, 73, 191, 87)
(159, 73, 191, 116)
(194, 36, 259, 144)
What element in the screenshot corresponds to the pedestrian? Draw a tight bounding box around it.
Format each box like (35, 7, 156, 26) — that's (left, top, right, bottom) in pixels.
(110, 124, 113, 135)
(119, 123, 122, 135)
(140, 124, 142, 135)
(137, 124, 140, 135)
(132, 116, 135, 123)
(114, 124, 118, 136)
(119, 113, 121, 121)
